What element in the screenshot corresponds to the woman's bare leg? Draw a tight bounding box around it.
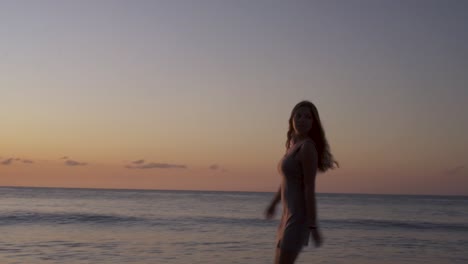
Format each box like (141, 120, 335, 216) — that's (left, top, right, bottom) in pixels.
(274, 247, 300, 264)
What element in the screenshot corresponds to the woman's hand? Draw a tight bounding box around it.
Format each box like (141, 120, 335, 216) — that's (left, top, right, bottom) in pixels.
(310, 229, 323, 247)
(264, 203, 276, 219)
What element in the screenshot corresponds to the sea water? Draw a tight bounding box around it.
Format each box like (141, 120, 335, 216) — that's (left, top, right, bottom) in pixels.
(1, 187, 467, 264)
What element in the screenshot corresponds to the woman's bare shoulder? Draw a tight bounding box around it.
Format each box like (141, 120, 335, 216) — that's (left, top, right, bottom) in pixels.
(299, 139, 317, 158)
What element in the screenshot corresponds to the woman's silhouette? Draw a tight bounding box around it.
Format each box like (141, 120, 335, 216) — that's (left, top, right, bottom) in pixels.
(265, 101, 338, 264)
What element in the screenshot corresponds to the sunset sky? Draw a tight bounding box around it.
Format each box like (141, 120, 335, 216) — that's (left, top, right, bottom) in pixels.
(1, 0, 467, 195)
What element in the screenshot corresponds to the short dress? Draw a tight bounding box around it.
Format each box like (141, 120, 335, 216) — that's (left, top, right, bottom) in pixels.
(276, 139, 313, 251)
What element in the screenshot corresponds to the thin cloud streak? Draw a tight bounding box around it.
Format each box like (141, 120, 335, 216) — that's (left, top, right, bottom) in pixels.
(65, 160, 87, 166)
(126, 162, 187, 169)
(209, 164, 227, 173)
(140, 163, 187, 169)
(0, 158, 35, 165)
(1, 158, 14, 165)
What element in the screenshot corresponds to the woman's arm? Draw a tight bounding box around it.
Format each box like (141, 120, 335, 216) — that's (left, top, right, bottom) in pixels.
(271, 186, 281, 206)
(299, 141, 323, 247)
(265, 186, 281, 219)
(299, 141, 319, 228)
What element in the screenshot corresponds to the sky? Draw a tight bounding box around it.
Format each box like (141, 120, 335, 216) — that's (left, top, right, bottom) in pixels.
(1, 0, 467, 195)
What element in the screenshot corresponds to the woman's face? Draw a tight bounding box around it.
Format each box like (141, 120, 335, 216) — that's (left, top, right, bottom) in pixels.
(293, 106, 313, 136)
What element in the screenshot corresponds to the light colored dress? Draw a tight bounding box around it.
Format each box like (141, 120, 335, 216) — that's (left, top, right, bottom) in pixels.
(276, 139, 313, 251)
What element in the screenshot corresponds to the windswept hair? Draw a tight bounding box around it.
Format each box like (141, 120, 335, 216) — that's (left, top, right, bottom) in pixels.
(286, 101, 339, 172)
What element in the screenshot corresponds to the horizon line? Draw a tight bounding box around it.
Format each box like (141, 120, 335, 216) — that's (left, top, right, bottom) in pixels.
(1, 185, 467, 198)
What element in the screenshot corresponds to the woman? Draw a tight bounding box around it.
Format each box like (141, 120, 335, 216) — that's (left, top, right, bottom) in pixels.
(265, 101, 338, 264)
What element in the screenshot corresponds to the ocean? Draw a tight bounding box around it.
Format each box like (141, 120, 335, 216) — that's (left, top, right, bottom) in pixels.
(0, 187, 467, 264)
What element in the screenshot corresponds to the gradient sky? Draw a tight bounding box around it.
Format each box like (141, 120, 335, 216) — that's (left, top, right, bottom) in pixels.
(1, 0, 467, 195)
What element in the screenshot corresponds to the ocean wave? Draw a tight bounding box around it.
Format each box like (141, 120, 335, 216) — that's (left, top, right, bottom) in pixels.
(0, 211, 144, 225)
(177, 216, 274, 227)
(2, 211, 467, 233)
(323, 218, 468, 232)
(166, 216, 468, 232)
(171, 216, 468, 232)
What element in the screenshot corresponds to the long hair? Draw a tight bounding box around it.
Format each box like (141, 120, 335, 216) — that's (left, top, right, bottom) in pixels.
(286, 100, 339, 172)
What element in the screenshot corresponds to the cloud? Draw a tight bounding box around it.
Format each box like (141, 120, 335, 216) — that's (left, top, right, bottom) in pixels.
(65, 160, 87, 166)
(126, 162, 187, 169)
(132, 159, 145, 164)
(208, 163, 227, 172)
(141, 163, 186, 169)
(61, 156, 87, 166)
(445, 165, 465, 175)
(0, 157, 35, 165)
(1, 158, 14, 165)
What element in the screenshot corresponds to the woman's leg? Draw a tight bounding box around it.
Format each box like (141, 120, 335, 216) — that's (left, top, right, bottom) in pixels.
(274, 247, 300, 264)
